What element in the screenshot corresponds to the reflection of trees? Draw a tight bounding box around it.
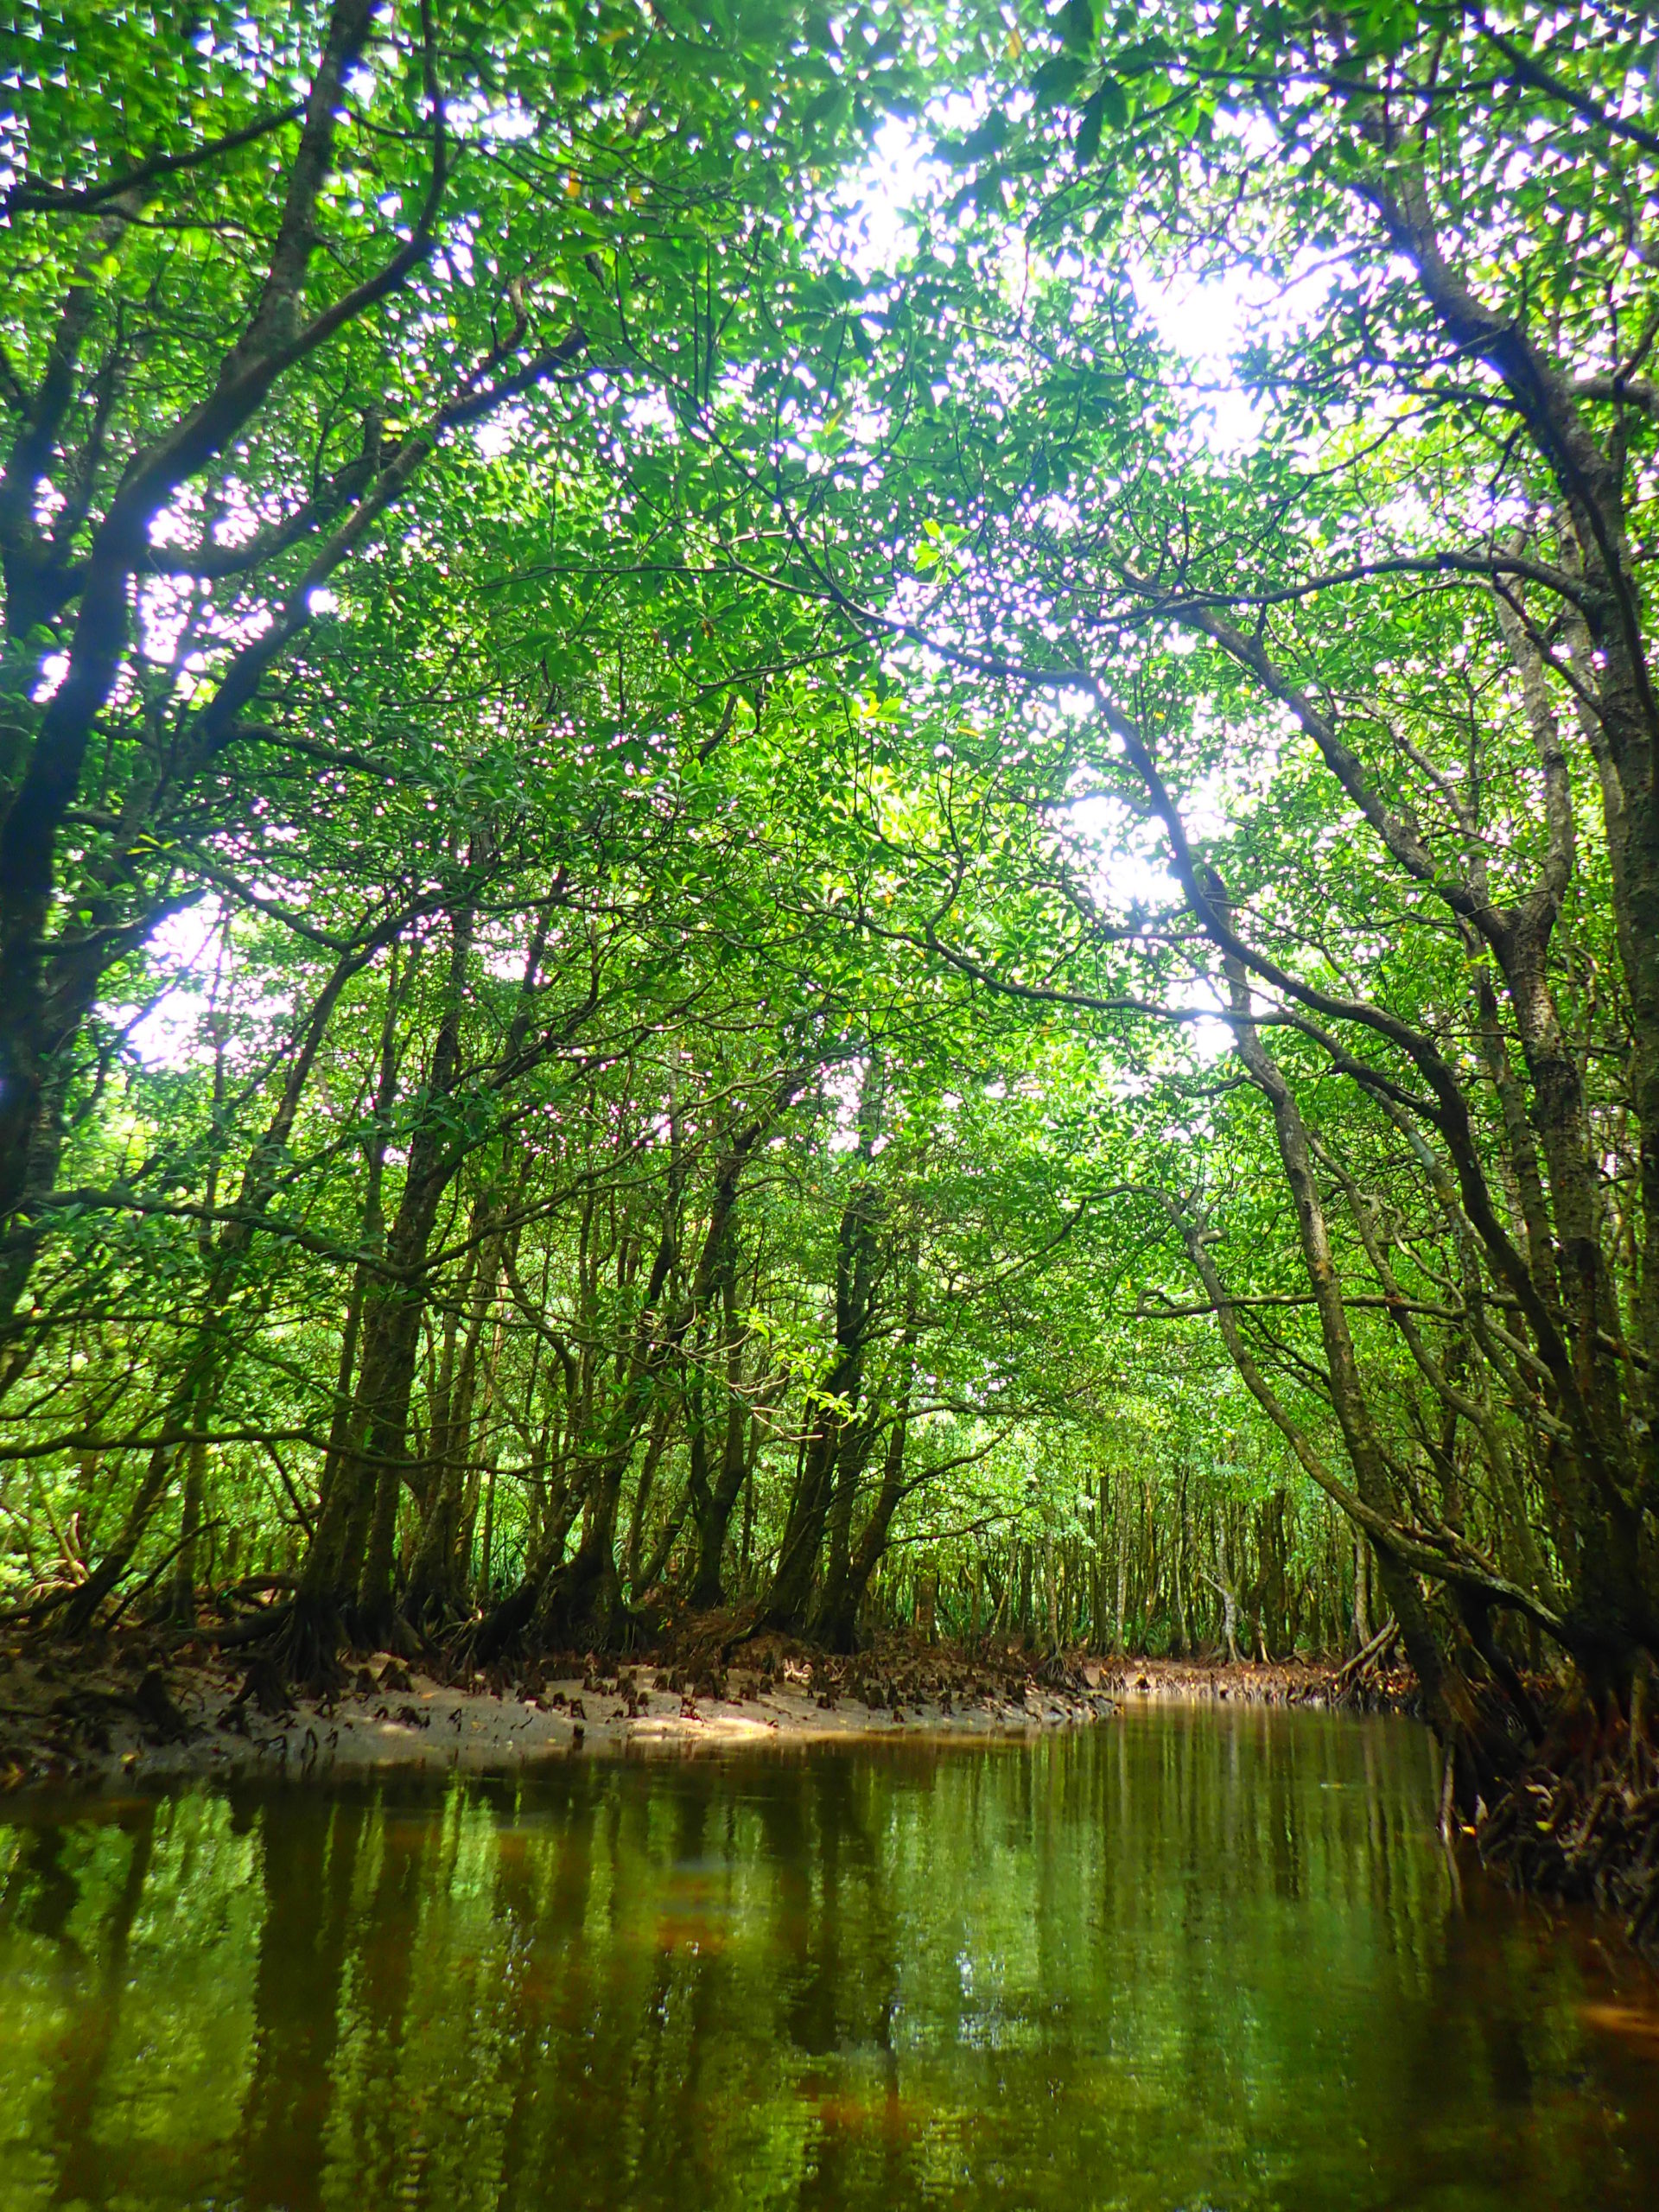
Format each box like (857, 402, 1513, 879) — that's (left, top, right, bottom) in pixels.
(33, 1808, 153, 2209)
(234, 1788, 367, 2211)
(2, 1726, 1654, 2210)
(316, 1781, 436, 2205)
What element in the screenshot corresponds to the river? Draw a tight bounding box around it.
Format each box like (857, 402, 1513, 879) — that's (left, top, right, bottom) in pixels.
(1, 1704, 1655, 2209)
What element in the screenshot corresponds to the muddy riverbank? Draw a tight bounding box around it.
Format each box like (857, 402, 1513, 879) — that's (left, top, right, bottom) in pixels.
(0, 1628, 1119, 1789)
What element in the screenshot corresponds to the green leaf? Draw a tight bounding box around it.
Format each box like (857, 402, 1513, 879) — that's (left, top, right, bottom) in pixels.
(804, 78, 851, 129)
(1076, 83, 1108, 166)
(1061, 0, 1098, 56)
(1096, 73, 1128, 130)
(1031, 54, 1090, 109)
(958, 110, 1012, 163)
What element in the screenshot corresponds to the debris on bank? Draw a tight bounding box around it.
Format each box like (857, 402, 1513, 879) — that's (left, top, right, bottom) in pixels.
(0, 1624, 1116, 1792)
(1099, 1654, 1417, 1713)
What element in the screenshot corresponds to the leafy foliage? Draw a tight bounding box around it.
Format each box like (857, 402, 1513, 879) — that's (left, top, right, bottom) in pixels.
(2, 4, 1655, 1750)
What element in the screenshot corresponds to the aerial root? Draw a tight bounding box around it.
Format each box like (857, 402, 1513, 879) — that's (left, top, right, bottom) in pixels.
(1476, 1705, 1659, 1960)
(1332, 1617, 1401, 1700)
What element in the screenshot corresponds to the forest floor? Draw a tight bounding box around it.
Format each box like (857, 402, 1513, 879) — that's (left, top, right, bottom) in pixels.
(0, 1622, 1122, 1793)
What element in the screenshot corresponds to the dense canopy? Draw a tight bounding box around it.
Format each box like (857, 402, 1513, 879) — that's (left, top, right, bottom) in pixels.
(2, 0, 1656, 1798)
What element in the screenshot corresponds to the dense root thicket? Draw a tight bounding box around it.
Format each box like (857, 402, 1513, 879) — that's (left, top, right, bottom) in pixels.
(1477, 1700, 1659, 1963)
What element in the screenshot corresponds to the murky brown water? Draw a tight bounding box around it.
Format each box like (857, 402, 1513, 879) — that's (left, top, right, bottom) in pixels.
(1, 1705, 1655, 2210)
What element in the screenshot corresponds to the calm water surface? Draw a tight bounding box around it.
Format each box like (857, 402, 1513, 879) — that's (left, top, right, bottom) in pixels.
(2, 1706, 1656, 2212)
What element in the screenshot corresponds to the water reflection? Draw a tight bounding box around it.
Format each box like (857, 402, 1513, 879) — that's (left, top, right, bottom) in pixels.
(1, 1707, 1654, 2211)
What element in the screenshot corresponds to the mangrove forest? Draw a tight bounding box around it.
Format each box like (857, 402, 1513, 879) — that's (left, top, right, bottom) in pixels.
(1, 3, 1658, 2204)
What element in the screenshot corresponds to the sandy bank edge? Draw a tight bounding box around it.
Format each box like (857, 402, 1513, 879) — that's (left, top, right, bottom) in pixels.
(3, 1652, 1121, 1796)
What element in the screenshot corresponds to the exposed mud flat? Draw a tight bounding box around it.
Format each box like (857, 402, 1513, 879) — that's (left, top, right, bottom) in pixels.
(0, 1632, 1117, 1791)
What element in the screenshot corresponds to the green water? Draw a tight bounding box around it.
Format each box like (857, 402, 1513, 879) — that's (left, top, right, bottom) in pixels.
(1, 1707, 1655, 2212)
